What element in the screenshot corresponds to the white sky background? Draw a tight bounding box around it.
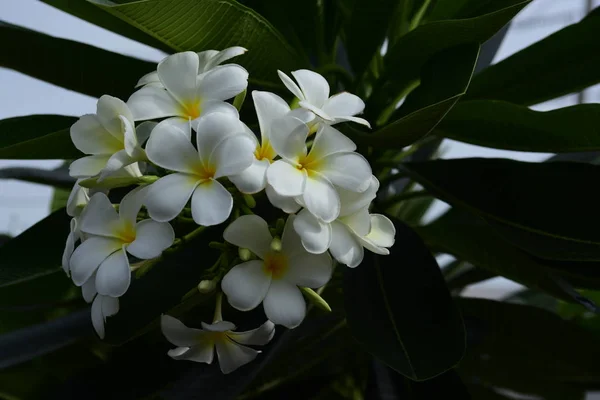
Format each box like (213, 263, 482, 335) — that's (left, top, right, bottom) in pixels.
(1, 0, 600, 297)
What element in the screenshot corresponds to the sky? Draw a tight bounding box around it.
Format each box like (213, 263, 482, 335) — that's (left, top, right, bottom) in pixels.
(1, 0, 599, 301)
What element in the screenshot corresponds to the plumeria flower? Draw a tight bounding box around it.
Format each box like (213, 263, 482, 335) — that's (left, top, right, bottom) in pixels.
(62, 180, 91, 276)
(294, 176, 395, 267)
(221, 215, 332, 328)
(144, 113, 255, 226)
(91, 293, 119, 339)
(228, 91, 289, 194)
(136, 47, 247, 88)
(266, 119, 372, 222)
(127, 51, 247, 136)
(161, 307, 275, 374)
(278, 69, 370, 128)
(69, 188, 175, 297)
(69, 95, 151, 180)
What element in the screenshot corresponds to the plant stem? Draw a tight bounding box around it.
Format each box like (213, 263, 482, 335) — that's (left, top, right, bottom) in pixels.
(213, 292, 223, 323)
(409, 0, 432, 31)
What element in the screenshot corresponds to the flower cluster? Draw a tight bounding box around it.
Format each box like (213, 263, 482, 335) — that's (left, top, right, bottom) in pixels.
(62, 47, 395, 373)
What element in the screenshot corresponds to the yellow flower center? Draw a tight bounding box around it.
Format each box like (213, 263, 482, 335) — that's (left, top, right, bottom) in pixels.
(263, 251, 288, 280)
(115, 221, 136, 243)
(254, 140, 277, 162)
(180, 100, 202, 120)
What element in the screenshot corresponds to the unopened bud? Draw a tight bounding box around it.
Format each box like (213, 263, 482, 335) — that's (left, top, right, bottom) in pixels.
(243, 194, 256, 208)
(270, 237, 282, 252)
(198, 279, 217, 294)
(238, 247, 252, 261)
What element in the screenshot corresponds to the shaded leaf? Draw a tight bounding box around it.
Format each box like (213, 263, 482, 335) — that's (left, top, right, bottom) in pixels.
(0, 115, 79, 160)
(0, 209, 70, 288)
(428, 0, 528, 21)
(417, 208, 591, 305)
(0, 21, 154, 99)
(89, 0, 305, 85)
(0, 167, 75, 189)
(436, 101, 600, 153)
(459, 298, 599, 390)
(402, 158, 600, 262)
(467, 7, 600, 105)
(344, 218, 465, 380)
(369, 0, 530, 113)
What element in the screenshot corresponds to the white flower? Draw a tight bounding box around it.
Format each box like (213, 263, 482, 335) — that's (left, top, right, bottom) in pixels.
(161, 315, 275, 374)
(91, 294, 119, 339)
(127, 51, 247, 135)
(62, 180, 95, 276)
(293, 176, 395, 267)
(69, 188, 174, 297)
(266, 119, 372, 222)
(228, 91, 289, 194)
(221, 215, 332, 328)
(69, 95, 150, 180)
(144, 113, 255, 226)
(278, 69, 370, 128)
(136, 47, 247, 88)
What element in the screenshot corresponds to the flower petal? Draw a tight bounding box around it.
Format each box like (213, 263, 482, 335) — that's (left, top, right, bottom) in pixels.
(146, 119, 201, 174)
(102, 295, 119, 317)
(252, 91, 290, 143)
(127, 86, 180, 121)
(69, 155, 110, 178)
(127, 220, 175, 259)
(121, 116, 141, 158)
(291, 70, 329, 107)
(269, 116, 308, 161)
(318, 152, 372, 192)
(70, 236, 123, 286)
(329, 221, 364, 268)
(263, 280, 306, 329)
(195, 112, 244, 162)
(91, 295, 106, 339)
(80, 193, 120, 238)
(197, 49, 220, 70)
(211, 135, 255, 178)
(157, 51, 199, 106)
(62, 225, 77, 276)
(281, 214, 305, 259)
(145, 173, 199, 222)
(223, 215, 272, 258)
(298, 100, 333, 121)
(66, 180, 90, 217)
(222, 260, 271, 311)
(201, 100, 240, 119)
(70, 115, 122, 155)
(340, 206, 371, 237)
(302, 173, 340, 223)
(229, 158, 269, 194)
(191, 180, 232, 226)
(332, 115, 371, 128)
(286, 251, 332, 288)
(95, 248, 131, 297)
(201, 321, 237, 332)
(277, 70, 305, 101)
(266, 160, 306, 197)
(293, 208, 332, 254)
(161, 315, 204, 347)
(136, 71, 160, 88)
(81, 273, 97, 303)
(308, 124, 356, 161)
(135, 121, 157, 145)
(96, 95, 134, 139)
(215, 337, 259, 374)
(169, 342, 215, 363)
(339, 175, 379, 217)
(265, 184, 301, 214)
(98, 149, 135, 181)
(118, 185, 148, 227)
(228, 320, 275, 346)
(322, 92, 365, 119)
(197, 64, 248, 101)
(360, 214, 396, 255)
(203, 46, 247, 71)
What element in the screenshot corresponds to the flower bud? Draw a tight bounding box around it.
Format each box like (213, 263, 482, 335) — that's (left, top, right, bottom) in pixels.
(238, 247, 252, 261)
(270, 237, 282, 252)
(198, 279, 217, 294)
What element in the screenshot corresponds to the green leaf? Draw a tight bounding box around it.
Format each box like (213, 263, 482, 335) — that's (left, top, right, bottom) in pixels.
(0, 209, 71, 288)
(458, 298, 600, 387)
(417, 208, 589, 304)
(345, 0, 399, 76)
(89, 0, 305, 85)
(357, 43, 479, 148)
(0, 115, 79, 160)
(343, 218, 465, 381)
(369, 0, 530, 113)
(466, 7, 600, 105)
(402, 158, 600, 262)
(104, 227, 223, 344)
(428, 0, 528, 21)
(436, 101, 600, 152)
(0, 167, 74, 190)
(41, 0, 172, 52)
(0, 21, 154, 99)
